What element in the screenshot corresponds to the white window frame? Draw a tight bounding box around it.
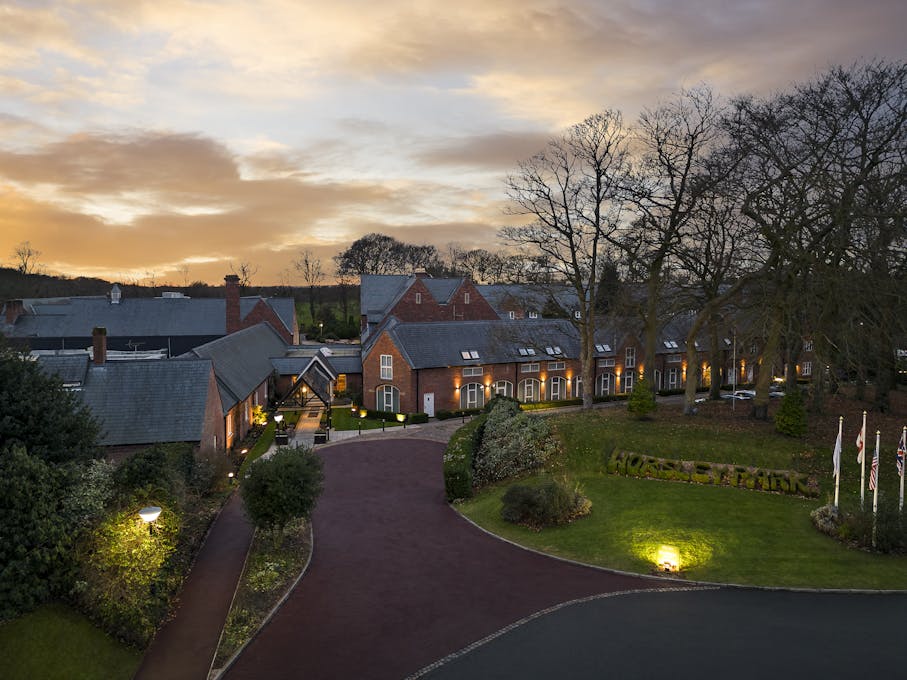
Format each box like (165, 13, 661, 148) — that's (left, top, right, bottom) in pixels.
(598, 358, 615, 368)
(464, 292, 470, 304)
(518, 378, 540, 403)
(549, 376, 567, 401)
(380, 354, 393, 380)
(548, 361, 565, 371)
(508, 311, 515, 320)
(460, 382, 484, 409)
(802, 361, 812, 376)
(803, 340, 813, 352)
(572, 376, 583, 398)
(528, 311, 538, 319)
(494, 380, 513, 397)
(376, 384, 399, 412)
(623, 372, 634, 394)
(625, 347, 636, 369)
(521, 362, 539, 373)
(415, 292, 422, 304)
(463, 366, 483, 377)
(668, 367, 679, 389)
(596, 372, 612, 396)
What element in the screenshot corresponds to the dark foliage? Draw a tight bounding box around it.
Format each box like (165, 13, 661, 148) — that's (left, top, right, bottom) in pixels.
(242, 446, 324, 531)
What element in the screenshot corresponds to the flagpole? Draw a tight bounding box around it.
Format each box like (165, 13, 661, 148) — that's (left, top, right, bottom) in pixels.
(859, 411, 867, 510)
(834, 416, 842, 509)
(900, 426, 905, 514)
(872, 430, 880, 549)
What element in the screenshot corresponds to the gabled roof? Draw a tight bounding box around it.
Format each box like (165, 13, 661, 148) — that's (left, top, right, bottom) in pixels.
(422, 278, 463, 304)
(77, 359, 214, 446)
(181, 323, 288, 414)
(370, 319, 582, 369)
(34, 353, 89, 386)
(274, 343, 363, 375)
(2, 295, 295, 338)
(359, 275, 410, 324)
(476, 284, 580, 318)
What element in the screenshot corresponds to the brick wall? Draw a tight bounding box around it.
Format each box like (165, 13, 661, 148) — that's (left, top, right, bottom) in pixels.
(362, 331, 416, 412)
(225, 275, 241, 333)
(239, 299, 294, 344)
(387, 278, 500, 323)
(200, 367, 226, 453)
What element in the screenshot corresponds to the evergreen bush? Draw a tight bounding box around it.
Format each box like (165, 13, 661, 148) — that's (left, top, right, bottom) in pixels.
(473, 402, 560, 486)
(774, 388, 807, 437)
(627, 377, 656, 419)
(500, 478, 592, 528)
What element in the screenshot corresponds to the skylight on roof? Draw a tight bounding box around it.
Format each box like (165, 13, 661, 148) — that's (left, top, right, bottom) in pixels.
(460, 350, 480, 360)
(595, 343, 612, 353)
(519, 348, 528, 356)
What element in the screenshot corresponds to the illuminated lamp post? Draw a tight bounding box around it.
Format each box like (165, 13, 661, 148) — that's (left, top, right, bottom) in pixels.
(139, 506, 162, 536)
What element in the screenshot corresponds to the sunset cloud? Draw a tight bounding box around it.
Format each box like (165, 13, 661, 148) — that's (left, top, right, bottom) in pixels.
(0, 0, 904, 283)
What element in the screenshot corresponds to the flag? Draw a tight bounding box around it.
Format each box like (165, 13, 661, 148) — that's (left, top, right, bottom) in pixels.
(869, 444, 879, 491)
(833, 429, 842, 478)
(856, 423, 865, 464)
(897, 430, 905, 477)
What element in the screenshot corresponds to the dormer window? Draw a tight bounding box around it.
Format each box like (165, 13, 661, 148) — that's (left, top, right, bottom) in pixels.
(528, 311, 538, 319)
(110, 284, 122, 305)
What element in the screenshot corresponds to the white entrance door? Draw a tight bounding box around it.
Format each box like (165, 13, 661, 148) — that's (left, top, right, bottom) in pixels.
(423, 392, 435, 417)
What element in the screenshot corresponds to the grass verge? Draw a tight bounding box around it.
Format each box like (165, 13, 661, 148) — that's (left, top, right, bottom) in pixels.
(457, 405, 907, 589)
(330, 406, 403, 431)
(0, 602, 141, 680)
(211, 518, 312, 673)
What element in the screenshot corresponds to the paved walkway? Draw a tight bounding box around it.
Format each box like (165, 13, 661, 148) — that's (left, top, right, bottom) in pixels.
(222, 438, 662, 680)
(134, 491, 254, 680)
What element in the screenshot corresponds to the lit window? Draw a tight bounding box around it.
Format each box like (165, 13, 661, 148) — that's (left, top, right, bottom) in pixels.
(380, 354, 393, 380)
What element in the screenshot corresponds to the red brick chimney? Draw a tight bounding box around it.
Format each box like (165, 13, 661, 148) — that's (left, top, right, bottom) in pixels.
(92, 327, 107, 365)
(225, 274, 241, 334)
(4, 299, 24, 325)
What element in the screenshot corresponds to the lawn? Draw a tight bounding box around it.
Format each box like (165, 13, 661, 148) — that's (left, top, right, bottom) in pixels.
(330, 406, 403, 431)
(0, 602, 141, 680)
(457, 405, 907, 589)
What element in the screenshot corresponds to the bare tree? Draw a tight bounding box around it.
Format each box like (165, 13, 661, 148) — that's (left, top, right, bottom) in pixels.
(11, 241, 41, 274)
(231, 261, 259, 293)
(502, 110, 629, 409)
(294, 249, 324, 326)
(613, 87, 728, 393)
(177, 263, 190, 287)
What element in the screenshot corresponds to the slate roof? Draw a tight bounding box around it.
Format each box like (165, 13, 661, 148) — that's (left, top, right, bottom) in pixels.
(368, 318, 582, 369)
(2, 295, 295, 338)
(421, 278, 463, 304)
(77, 359, 214, 446)
(34, 354, 89, 386)
(274, 343, 363, 375)
(181, 323, 288, 414)
(476, 284, 580, 318)
(359, 275, 410, 325)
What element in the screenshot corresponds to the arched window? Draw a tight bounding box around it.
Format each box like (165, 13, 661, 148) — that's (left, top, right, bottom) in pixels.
(549, 376, 567, 401)
(493, 380, 513, 397)
(460, 383, 485, 409)
(518, 378, 541, 403)
(596, 372, 613, 396)
(572, 376, 583, 398)
(376, 385, 400, 413)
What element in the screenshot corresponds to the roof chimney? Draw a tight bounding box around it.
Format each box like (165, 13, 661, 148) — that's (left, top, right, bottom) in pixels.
(92, 327, 107, 365)
(225, 274, 241, 334)
(413, 269, 431, 279)
(4, 299, 24, 325)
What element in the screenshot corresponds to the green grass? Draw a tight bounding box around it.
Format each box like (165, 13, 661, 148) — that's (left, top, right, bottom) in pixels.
(330, 406, 403, 431)
(458, 408, 907, 589)
(238, 411, 302, 479)
(0, 602, 141, 680)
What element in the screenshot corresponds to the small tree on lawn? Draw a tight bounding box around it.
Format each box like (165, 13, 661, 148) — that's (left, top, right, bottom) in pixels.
(627, 376, 657, 419)
(241, 446, 324, 534)
(774, 388, 807, 437)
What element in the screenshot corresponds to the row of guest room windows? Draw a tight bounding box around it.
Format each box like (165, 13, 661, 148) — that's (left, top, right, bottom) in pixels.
(374, 372, 652, 412)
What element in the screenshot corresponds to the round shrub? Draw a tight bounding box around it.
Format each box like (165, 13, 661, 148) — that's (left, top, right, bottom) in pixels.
(500, 478, 591, 528)
(242, 446, 324, 532)
(474, 403, 560, 486)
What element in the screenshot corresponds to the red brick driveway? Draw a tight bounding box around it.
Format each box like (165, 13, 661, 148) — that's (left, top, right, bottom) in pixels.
(223, 438, 663, 680)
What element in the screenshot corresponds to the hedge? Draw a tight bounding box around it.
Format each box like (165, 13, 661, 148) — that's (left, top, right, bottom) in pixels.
(436, 408, 484, 420)
(606, 450, 819, 497)
(442, 415, 487, 501)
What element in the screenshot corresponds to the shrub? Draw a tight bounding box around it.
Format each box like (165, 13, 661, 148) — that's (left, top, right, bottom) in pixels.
(774, 389, 807, 437)
(474, 403, 561, 486)
(242, 446, 324, 532)
(500, 478, 592, 528)
(436, 408, 484, 420)
(442, 415, 487, 501)
(520, 398, 584, 411)
(483, 395, 521, 413)
(408, 412, 429, 424)
(627, 377, 656, 418)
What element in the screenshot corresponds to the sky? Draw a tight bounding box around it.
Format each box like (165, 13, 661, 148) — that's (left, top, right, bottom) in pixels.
(1, 0, 905, 286)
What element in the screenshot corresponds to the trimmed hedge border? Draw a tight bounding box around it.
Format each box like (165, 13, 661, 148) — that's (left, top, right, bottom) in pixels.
(442, 415, 487, 501)
(437, 408, 484, 420)
(606, 450, 819, 497)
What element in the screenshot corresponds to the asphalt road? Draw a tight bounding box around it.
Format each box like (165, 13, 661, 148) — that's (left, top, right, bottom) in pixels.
(420, 587, 907, 680)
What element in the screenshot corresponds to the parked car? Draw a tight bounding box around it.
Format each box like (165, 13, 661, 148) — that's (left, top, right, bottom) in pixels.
(721, 390, 755, 400)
